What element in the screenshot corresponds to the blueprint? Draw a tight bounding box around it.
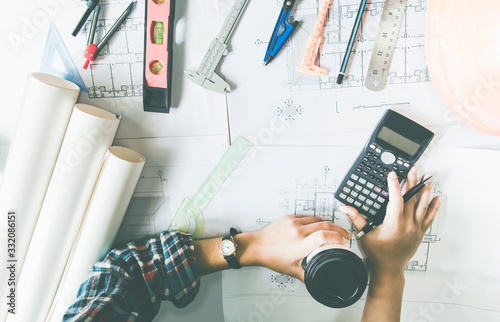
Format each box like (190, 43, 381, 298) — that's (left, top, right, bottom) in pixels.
(221, 0, 500, 148)
(220, 146, 500, 321)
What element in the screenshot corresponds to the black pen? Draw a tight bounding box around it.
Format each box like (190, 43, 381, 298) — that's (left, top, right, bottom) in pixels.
(357, 176, 433, 238)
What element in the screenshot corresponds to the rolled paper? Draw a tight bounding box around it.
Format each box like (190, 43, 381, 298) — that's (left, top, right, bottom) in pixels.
(0, 73, 79, 318)
(47, 146, 145, 322)
(8, 104, 120, 322)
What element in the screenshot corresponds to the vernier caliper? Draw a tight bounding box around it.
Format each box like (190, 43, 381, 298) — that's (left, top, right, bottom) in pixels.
(184, 0, 249, 94)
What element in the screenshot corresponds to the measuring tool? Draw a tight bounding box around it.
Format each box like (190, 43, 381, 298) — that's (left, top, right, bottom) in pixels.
(364, 0, 409, 91)
(296, 0, 333, 76)
(184, 0, 250, 94)
(143, 0, 175, 113)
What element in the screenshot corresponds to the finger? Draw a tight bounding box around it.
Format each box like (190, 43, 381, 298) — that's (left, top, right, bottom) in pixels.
(415, 174, 433, 224)
(402, 166, 418, 194)
(385, 171, 404, 223)
(294, 215, 324, 225)
(299, 220, 352, 240)
(303, 230, 347, 250)
(422, 196, 442, 231)
(338, 205, 367, 231)
(403, 166, 418, 218)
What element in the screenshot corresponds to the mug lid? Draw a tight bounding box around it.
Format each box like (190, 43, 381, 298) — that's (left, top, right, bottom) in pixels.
(303, 248, 368, 308)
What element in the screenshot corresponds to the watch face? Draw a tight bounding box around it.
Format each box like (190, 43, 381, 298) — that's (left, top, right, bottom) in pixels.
(220, 239, 236, 256)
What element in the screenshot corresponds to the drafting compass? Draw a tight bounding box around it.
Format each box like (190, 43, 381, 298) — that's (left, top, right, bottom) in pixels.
(264, 0, 299, 66)
(184, 0, 250, 94)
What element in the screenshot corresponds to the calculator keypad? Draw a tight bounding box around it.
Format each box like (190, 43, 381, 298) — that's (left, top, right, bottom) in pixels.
(337, 143, 411, 217)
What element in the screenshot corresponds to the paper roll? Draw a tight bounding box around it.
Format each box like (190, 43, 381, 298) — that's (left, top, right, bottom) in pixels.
(8, 104, 120, 322)
(0, 73, 79, 318)
(47, 146, 145, 322)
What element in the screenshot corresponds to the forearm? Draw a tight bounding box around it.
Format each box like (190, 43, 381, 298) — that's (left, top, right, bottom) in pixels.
(362, 269, 405, 322)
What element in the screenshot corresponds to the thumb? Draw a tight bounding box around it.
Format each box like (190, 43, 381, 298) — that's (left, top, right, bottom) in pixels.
(338, 205, 367, 231)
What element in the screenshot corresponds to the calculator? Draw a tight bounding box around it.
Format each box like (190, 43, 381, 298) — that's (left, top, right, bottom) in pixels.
(335, 109, 434, 218)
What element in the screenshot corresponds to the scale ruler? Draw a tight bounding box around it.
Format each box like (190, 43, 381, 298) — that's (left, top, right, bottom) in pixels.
(365, 0, 409, 91)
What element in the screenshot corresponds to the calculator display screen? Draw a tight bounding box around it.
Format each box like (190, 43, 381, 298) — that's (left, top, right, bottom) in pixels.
(377, 126, 421, 156)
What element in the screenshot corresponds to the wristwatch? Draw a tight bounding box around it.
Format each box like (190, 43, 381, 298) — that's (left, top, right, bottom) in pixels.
(220, 228, 242, 269)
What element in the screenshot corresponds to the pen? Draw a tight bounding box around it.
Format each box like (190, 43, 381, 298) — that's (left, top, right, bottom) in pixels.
(356, 176, 433, 238)
(72, 0, 100, 37)
(336, 0, 368, 84)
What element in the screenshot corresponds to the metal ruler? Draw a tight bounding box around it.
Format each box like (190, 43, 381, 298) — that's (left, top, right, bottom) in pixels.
(364, 0, 409, 91)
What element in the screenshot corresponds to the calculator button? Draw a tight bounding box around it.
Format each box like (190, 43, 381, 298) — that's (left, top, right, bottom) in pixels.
(366, 199, 374, 206)
(347, 180, 355, 187)
(382, 190, 389, 197)
(358, 195, 366, 202)
(351, 174, 359, 180)
(347, 197, 355, 203)
(368, 174, 375, 179)
(372, 169, 378, 174)
(367, 152, 373, 157)
(363, 171, 369, 176)
(373, 155, 379, 160)
(382, 167, 389, 172)
(376, 178, 381, 183)
(362, 189, 370, 195)
(404, 162, 410, 168)
(366, 182, 375, 189)
(376, 164, 382, 169)
(359, 178, 367, 184)
(374, 186, 381, 193)
(370, 192, 378, 199)
(369, 209, 377, 216)
(370, 144, 376, 149)
(374, 203, 381, 209)
(343, 187, 351, 193)
(351, 191, 359, 198)
(375, 148, 382, 153)
(381, 151, 396, 165)
(393, 165, 399, 171)
(370, 160, 376, 165)
(356, 167, 363, 173)
(355, 201, 362, 207)
(355, 184, 363, 191)
(362, 205, 369, 211)
(339, 193, 347, 199)
(363, 157, 369, 162)
(366, 165, 372, 171)
(360, 162, 366, 168)
(377, 196, 385, 203)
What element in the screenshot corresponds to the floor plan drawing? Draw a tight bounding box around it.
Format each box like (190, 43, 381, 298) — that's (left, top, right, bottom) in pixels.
(275, 0, 429, 91)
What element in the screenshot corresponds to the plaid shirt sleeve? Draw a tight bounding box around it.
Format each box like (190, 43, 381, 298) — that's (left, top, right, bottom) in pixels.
(63, 231, 200, 322)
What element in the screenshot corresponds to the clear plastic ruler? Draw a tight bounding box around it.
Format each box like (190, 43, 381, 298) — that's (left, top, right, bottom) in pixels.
(364, 0, 409, 91)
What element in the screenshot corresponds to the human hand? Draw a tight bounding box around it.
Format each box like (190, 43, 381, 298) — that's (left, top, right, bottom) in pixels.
(339, 166, 441, 274)
(236, 215, 351, 282)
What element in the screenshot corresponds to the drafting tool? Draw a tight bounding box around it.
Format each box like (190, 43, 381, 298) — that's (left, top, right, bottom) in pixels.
(40, 23, 87, 92)
(337, 0, 368, 84)
(143, 0, 176, 113)
(184, 0, 250, 94)
(72, 0, 99, 37)
(264, 0, 299, 66)
(357, 176, 433, 238)
(364, 0, 409, 91)
(82, 1, 136, 69)
(297, 0, 333, 76)
(168, 137, 253, 238)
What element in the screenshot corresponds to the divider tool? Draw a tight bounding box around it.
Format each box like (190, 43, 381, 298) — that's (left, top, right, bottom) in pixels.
(184, 0, 250, 94)
(364, 0, 409, 91)
(264, 0, 299, 66)
(297, 0, 333, 75)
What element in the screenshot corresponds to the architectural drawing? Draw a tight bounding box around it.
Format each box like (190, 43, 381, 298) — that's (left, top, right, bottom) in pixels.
(278, 166, 441, 272)
(276, 0, 429, 91)
(114, 166, 171, 245)
(79, 0, 145, 99)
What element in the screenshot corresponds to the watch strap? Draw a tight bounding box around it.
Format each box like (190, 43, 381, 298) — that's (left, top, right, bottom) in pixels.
(222, 228, 242, 269)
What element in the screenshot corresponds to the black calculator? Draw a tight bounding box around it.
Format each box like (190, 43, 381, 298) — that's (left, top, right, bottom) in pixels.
(335, 109, 434, 218)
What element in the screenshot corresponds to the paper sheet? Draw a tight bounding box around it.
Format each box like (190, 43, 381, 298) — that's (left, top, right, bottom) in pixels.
(112, 135, 229, 243)
(220, 146, 500, 321)
(0, 73, 79, 319)
(221, 0, 500, 148)
(8, 104, 119, 322)
(47, 146, 145, 322)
